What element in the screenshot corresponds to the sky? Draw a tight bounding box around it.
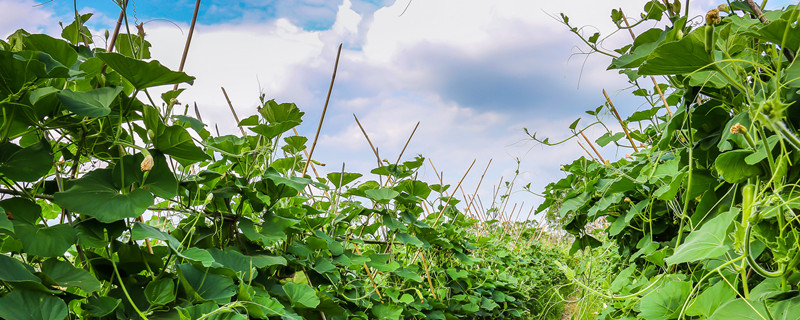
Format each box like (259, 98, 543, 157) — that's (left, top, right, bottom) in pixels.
(1, 0, 797, 223)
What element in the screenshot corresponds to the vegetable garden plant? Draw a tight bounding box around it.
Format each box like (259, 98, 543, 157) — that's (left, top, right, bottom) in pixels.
(0, 3, 570, 320)
(535, 0, 800, 318)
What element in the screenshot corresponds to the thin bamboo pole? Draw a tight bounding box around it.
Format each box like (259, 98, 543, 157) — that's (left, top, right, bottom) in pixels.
(220, 87, 246, 136)
(603, 89, 639, 152)
(172, 0, 201, 91)
(303, 44, 343, 177)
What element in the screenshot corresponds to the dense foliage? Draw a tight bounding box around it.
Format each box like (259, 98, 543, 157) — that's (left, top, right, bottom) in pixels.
(537, 0, 800, 318)
(0, 8, 570, 320)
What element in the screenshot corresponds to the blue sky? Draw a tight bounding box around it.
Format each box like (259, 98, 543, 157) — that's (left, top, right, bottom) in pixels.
(1, 0, 798, 222)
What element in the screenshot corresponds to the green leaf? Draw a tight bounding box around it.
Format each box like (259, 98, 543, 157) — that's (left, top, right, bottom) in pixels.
(23, 34, 77, 69)
(0, 254, 40, 283)
(152, 125, 210, 166)
(114, 33, 151, 59)
(54, 169, 154, 223)
(715, 150, 764, 183)
(0, 140, 53, 182)
(143, 151, 178, 199)
(145, 278, 176, 306)
(327, 172, 362, 188)
(14, 223, 76, 257)
(0, 290, 68, 320)
(83, 296, 120, 317)
(639, 28, 713, 75)
(395, 232, 424, 247)
(207, 248, 262, 281)
(666, 208, 738, 265)
(177, 263, 236, 304)
(708, 299, 769, 319)
(0, 207, 12, 232)
(41, 258, 101, 293)
(0, 197, 41, 225)
(365, 188, 400, 204)
(367, 253, 400, 272)
(686, 277, 738, 317)
(60, 13, 92, 45)
(282, 283, 320, 309)
(372, 303, 403, 320)
(639, 278, 692, 319)
(96, 52, 195, 89)
(131, 222, 181, 248)
(178, 247, 215, 267)
(57, 87, 122, 118)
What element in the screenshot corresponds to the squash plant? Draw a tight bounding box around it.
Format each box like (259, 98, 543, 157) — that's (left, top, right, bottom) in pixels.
(537, 0, 800, 318)
(0, 9, 568, 320)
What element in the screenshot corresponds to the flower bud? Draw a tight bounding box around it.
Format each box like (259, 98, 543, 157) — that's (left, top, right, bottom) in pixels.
(706, 8, 721, 25)
(141, 154, 154, 171)
(730, 123, 747, 134)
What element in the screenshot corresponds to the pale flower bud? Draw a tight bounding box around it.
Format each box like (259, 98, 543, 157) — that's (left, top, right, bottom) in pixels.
(730, 123, 746, 134)
(141, 154, 154, 171)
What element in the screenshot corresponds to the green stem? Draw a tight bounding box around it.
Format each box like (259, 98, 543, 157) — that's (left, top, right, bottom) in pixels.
(745, 223, 784, 278)
(108, 248, 149, 320)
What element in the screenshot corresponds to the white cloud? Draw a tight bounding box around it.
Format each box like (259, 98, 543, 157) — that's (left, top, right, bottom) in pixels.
(0, 0, 55, 37)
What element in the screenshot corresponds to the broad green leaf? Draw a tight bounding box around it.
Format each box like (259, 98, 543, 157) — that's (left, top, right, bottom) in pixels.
(708, 299, 769, 320)
(23, 34, 77, 68)
(367, 253, 400, 272)
(0, 140, 53, 182)
(0, 197, 41, 225)
(207, 248, 266, 281)
(639, 278, 692, 319)
(144, 278, 176, 306)
(60, 13, 92, 45)
(83, 296, 120, 318)
(686, 277, 738, 317)
(178, 247, 215, 267)
(0, 290, 68, 320)
(259, 100, 304, 124)
(96, 52, 195, 89)
(666, 208, 738, 265)
(639, 28, 713, 75)
(54, 169, 154, 223)
(179, 301, 248, 320)
(0, 254, 39, 283)
(282, 282, 320, 309)
(395, 232, 424, 247)
(372, 303, 403, 320)
(365, 188, 400, 204)
(57, 87, 122, 118)
(177, 263, 236, 303)
(131, 222, 181, 248)
(327, 172, 362, 188)
(0, 207, 12, 232)
(143, 151, 179, 199)
(715, 150, 763, 183)
(14, 223, 76, 257)
(152, 125, 209, 166)
(114, 33, 151, 59)
(41, 258, 101, 293)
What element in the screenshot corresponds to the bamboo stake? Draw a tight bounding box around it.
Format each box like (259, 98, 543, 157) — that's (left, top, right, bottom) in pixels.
(303, 44, 343, 177)
(107, 0, 128, 53)
(576, 140, 598, 162)
(193, 102, 203, 123)
(513, 206, 536, 248)
(394, 121, 420, 165)
(419, 252, 438, 299)
(351, 240, 384, 301)
(620, 10, 674, 117)
(580, 131, 606, 163)
(430, 159, 476, 227)
(466, 159, 492, 228)
(603, 89, 639, 152)
(353, 114, 382, 166)
(221, 87, 246, 136)
(172, 0, 201, 91)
